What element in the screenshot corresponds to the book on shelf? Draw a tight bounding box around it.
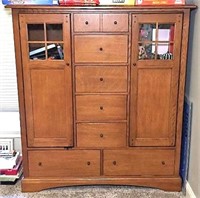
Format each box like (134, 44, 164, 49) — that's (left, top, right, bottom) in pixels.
(135, 0, 185, 5)
(0, 152, 20, 170)
(99, 0, 135, 5)
(59, 0, 99, 5)
(0, 167, 23, 182)
(2, 0, 58, 5)
(0, 156, 22, 175)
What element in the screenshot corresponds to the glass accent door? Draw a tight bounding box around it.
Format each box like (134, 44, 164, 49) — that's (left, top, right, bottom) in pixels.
(28, 23, 64, 60)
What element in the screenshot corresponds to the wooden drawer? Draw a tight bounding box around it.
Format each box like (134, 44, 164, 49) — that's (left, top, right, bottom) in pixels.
(28, 150, 100, 177)
(77, 123, 127, 147)
(103, 14, 129, 32)
(76, 95, 127, 121)
(74, 35, 128, 63)
(74, 14, 100, 32)
(104, 149, 175, 176)
(76, 66, 127, 93)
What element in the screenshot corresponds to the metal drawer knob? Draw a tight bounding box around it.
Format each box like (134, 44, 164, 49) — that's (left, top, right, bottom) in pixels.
(85, 21, 89, 25)
(114, 21, 118, 25)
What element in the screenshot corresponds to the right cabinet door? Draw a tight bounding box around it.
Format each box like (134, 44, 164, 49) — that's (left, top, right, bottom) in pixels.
(130, 14, 183, 147)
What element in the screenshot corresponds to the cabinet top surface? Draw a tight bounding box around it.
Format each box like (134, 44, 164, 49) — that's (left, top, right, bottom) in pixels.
(6, 4, 196, 10)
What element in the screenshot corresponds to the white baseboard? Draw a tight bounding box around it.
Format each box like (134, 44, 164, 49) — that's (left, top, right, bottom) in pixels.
(186, 181, 196, 198)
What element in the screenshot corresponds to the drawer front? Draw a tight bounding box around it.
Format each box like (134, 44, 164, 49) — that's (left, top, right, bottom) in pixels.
(76, 95, 127, 121)
(77, 123, 127, 147)
(74, 35, 128, 63)
(74, 14, 100, 32)
(104, 149, 175, 176)
(28, 150, 100, 177)
(103, 14, 129, 32)
(76, 66, 127, 93)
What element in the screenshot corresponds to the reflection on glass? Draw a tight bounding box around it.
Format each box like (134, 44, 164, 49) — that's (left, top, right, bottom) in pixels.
(158, 44, 174, 60)
(28, 24, 44, 41)
(47, 24, 63, 41)
(139, 24, 156, 41)
(29, 43, 46, 60)
(47, 43, 64, 60)
(158, 24, 174, 42)
(138, 43, 157, 60)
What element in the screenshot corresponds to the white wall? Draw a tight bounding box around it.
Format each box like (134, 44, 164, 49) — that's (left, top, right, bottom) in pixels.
(185, 0, 200, 197)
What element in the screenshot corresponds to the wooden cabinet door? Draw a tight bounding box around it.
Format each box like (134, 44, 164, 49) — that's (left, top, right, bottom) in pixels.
(19, 14, 73, 147)
(130, 14, 183, 146)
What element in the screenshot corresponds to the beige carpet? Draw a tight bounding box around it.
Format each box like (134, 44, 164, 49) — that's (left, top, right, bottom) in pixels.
(0, 181, 185, 198)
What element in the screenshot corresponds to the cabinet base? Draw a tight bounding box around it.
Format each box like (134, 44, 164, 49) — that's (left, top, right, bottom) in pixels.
(21, 177, 182, 192)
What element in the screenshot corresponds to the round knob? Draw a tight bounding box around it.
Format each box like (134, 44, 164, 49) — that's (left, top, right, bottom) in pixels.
(38, 162, 42, 166)
(100, 133, 104, 138)
(99, 47, 103, 51)
(114, 21, 117, 25)
(113, 161, 117, 165)
(66, 63, 70, 66)
(100, 106, 104, 110)
(87, 161, 91, 165)
(100, 77, 104, 82)
(133, 63, 136, 66)
(162, 161, 165, 165)
(85, 21, 89, 25)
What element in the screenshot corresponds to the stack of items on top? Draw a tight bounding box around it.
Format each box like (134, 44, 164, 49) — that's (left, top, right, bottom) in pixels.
(59, 0, 99, 6)
(0, 151, 23, 184)
(135, 0, 185, 5)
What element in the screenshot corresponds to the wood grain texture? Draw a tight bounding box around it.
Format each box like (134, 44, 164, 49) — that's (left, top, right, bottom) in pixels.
(21, 177, 182, 192)
(77, 123, 126, 147)
(28, 150, 100, 177)
(75, 66, 127, 93)
(9, 6, 196, 192)
(74, 35, 128, 63)
(76, 95, 127, 121)
(104, 149, 175, 176)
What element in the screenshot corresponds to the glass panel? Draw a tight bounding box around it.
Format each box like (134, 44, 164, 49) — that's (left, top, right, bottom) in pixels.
(29, 43, 46, 60)
(28, 24, 44, 41)
(158, 43, 174, 60)
(139, 24, 156, 42)
(139, 43, 156, 60)
(47, 43, 64, 60)
(158, 24, 175, 42)
(46, 24, 63, 41)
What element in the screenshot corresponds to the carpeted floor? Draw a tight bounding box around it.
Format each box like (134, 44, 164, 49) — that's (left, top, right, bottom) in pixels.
(0, 181, 185, 198)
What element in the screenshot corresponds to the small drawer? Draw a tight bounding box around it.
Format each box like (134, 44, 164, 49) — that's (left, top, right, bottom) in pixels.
(76, 66, 127, 93)
(104, 149, 175, 176)
(74, 14, 100, 32)
(74, 35, 128, 63)
(103, 14, 129, 32)
(77, 123, 127, 147)
(28, 150, 100, 177)
(76, 95, 127, 121)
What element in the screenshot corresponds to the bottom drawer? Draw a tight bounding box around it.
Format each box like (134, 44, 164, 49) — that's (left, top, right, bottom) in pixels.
(28, 150, 100, 177)
(104, 149, 175, 176)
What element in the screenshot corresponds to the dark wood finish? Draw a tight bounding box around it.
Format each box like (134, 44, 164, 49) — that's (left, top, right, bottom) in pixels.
(77, 123, 126, 147)
(104, 149, 175, 176)
(9, 5, 196, 192)
(28, 150, 100, 177)
(75, 66, 127, 93)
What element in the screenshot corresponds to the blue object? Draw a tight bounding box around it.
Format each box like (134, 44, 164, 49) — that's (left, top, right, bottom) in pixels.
(2, 0, 58, 5)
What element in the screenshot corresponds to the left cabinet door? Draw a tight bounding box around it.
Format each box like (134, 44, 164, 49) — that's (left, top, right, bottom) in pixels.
(19, 14, 73, 147)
